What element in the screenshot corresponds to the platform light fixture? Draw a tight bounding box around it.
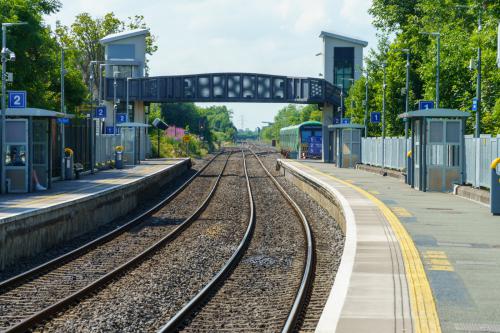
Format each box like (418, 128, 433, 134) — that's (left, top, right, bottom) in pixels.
(420, 31, 440, 108)
(1, 21, 28, 194)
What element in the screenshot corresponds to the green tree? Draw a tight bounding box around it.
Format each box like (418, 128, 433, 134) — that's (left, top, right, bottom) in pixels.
(262, 104, 322, 141)
(55, 13, 158, 94)
(350, 0, 500, 136)
(0, 0, 85, 111)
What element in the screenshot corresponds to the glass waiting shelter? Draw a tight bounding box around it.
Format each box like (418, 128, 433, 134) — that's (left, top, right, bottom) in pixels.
(328, 123, 364, 168)
(117, 122, 150, 166)
(5, 108, 69, 193)
(399, 108, 470, 192)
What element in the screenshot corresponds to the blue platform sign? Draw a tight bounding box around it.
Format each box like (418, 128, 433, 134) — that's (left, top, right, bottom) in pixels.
(419, 100, 434, 110)
(57, 118, 70, 125)
(371, 112, 381, 123)
(105, 126, 115, 134)
(333, 117, 341, 124)
(95, 106, 107, 118)
(341, 118, 351, 124)
(472, 98, 478, 111)
(116, 113, 127, 124)
(8, 90, 26, 108)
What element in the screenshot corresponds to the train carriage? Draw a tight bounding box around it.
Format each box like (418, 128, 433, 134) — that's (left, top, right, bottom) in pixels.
(279, 121, 322, 159)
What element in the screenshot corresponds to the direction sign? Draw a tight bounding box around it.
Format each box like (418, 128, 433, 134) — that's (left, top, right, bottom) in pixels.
(95, 106, 107, 118)
(341, 118, 351, 124)
(419, 100, 434, 110)
(370, 112, 381, 123)
(116, 113, 127, 124)
(472, 98, 478, 111)
(8, 91, 26, 108)
(105, 126, 115, 134)
(57, 118, 70, 125)
(183, 135, 190, 143)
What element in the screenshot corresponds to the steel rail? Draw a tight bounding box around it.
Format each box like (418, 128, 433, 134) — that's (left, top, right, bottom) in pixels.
(4, 152, 232, 333)
(0, 153, 222, 293)
(250, 148, 315, 333)
(158, 150, 256, 333)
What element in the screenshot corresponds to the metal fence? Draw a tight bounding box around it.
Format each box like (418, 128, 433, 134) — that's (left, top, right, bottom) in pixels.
(361, 135, 500, 189)
(361, 137, 409, 170)
(465, 135, 500, 188)
(95, 134, 122, 165)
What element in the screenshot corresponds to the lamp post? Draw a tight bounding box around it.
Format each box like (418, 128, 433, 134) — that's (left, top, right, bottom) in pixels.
(382, 62, 387, 168)
(364, 71, 369, 138)
(457, 4, 483, 137)
(421, 32, 440, 108)
(336, 84, 344, 120)
(98, 63, 106, 105)
(1, 22, 27, 194)
(126, 77, 132, 122)
(60, 46, 67, 180)
(400, 48, 410, 176)
(113, 71, 120, 132)
(89, 61, 96, 174)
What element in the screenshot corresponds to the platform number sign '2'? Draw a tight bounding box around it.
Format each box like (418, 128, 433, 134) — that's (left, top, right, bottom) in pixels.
(8, 91, 27, 109)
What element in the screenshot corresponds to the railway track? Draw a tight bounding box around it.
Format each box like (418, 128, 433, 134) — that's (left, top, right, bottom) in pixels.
(0, 151, 231, 332)
(1, 146, 341, 332)
(31, 150, 251, 332)
(161, 149, 315, 332)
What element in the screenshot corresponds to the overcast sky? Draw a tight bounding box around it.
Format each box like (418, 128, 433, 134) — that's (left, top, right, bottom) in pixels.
(44, 0, 377, 130)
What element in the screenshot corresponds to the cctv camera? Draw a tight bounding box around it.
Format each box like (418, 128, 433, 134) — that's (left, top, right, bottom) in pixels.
(9, 52, 15, 62)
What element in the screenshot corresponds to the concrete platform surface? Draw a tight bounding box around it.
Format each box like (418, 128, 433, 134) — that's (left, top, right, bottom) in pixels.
(0, 159, 189, 268)
(0, 159, 185, 223)
(287, 160, 500, 333)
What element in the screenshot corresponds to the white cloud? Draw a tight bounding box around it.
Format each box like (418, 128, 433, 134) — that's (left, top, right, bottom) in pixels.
(44, 0, 378, 129)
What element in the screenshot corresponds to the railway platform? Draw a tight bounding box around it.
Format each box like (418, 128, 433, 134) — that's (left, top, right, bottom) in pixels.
(278, 159, 500, 333)
(0, 158, 190, 269)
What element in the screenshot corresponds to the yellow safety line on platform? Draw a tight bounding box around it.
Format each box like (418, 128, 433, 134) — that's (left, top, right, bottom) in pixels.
(296, 162, 441, 333)
(4, 166, 160, 210)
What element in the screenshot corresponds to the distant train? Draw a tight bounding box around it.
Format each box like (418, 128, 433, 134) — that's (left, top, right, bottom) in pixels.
(279, 121, 322, 159)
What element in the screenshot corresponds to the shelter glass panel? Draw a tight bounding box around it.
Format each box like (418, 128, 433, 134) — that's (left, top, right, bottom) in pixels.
(446, 121, 460, 143)
(446, 145, 460, 167)
(429, 121, 443, 143)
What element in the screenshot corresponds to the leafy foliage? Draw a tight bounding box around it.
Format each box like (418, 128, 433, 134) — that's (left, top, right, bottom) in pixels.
(261, 104, 322, 141)
(347, 0, 500, 136)
(0, 0, 86, 111)
(55, 12, 158, 94)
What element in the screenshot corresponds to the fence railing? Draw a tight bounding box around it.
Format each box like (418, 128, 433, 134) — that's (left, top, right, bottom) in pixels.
(465, 135, 500, 189)
(95, 134, 122, 165)
(361, 137, 409, 171)
(361, 135, 500, 190)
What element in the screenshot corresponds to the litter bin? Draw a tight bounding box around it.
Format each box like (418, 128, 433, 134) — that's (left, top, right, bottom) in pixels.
(491, 158, 500, 215)
(115, 146, 124, 169)
(64, 148, 74, 180)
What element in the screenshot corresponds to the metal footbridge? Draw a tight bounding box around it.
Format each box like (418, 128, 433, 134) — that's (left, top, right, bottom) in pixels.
(104, 73, 341, 105)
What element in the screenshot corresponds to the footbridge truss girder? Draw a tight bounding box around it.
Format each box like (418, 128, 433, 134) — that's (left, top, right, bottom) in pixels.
(104, 73, 340, 105)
